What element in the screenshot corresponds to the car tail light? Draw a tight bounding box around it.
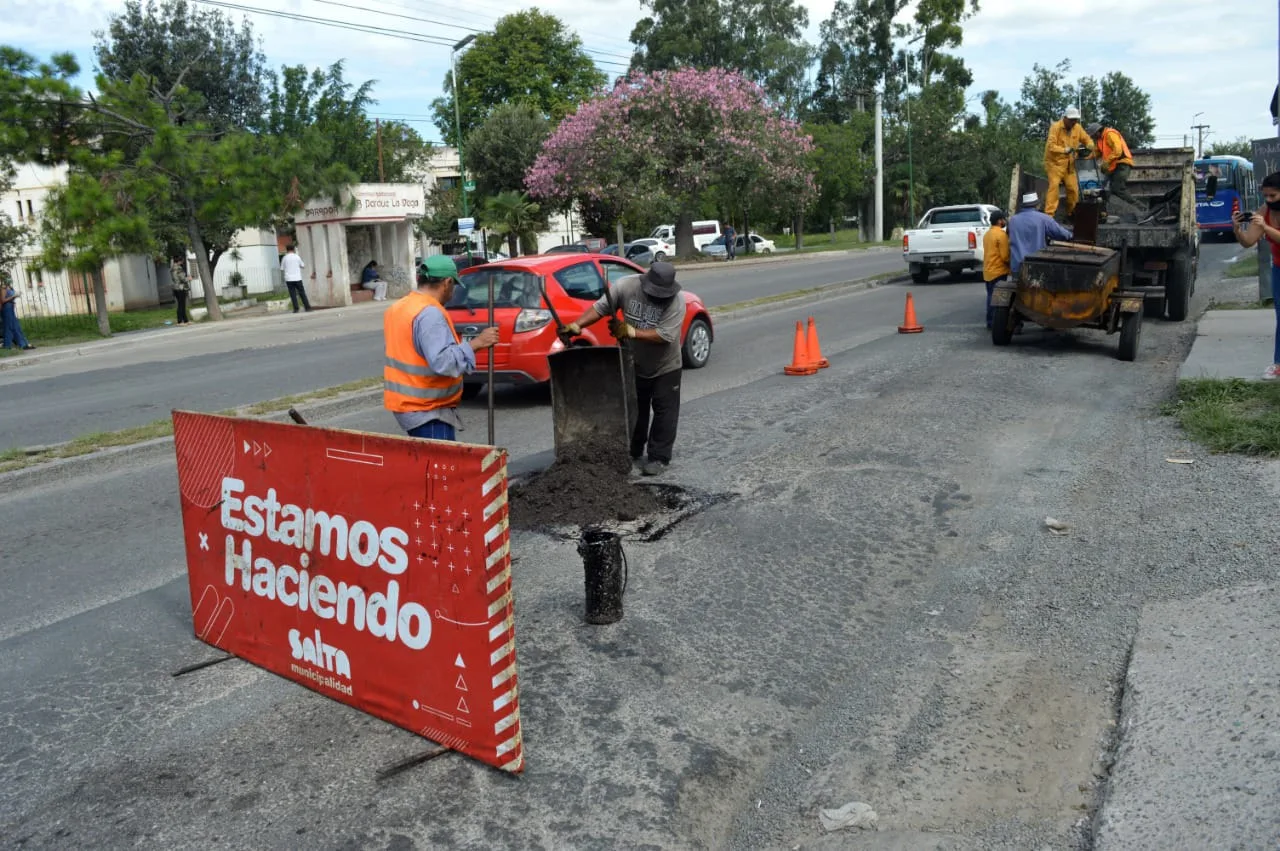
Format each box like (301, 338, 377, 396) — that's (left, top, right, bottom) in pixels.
(902, 234, 910, 251)
(514, 309, 552, 334)
(968, 231, 977, 250)
(1231, 198, 1240, 217)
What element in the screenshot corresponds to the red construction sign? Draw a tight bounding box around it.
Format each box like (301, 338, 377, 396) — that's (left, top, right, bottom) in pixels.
(172, 411, 523, 773)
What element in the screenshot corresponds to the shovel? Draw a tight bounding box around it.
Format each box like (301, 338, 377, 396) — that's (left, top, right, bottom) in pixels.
(539, 280, 638, 468)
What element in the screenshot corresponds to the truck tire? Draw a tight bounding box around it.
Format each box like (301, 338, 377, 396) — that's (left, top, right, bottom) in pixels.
(911, 268, 931, 284)
(1143, 297, 1165, 319)
(1165, 247, 1193, 322)
(992, 306, 1015, 346)
(1117, 312, 1142, 362)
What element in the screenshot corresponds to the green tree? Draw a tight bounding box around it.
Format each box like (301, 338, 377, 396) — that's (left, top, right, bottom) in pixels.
(266, 62, 429, 182)
(804, 119, 874, 236)
(0, 170, 28, 273)
(1098, 72, 1155, 147)
(418, 183, 464, 247)
(94, 0, 268, 131)
(1016, 60, 1074, 143)
(431, 11, 605, 144)
(1017, 62, 1155, 148)
(630, 0, 813, 114)
(1206, 137, 1254, 159)
(483, 191, 543, 256)
(811, 0, 904, 123)
(465, 103, 550, 198)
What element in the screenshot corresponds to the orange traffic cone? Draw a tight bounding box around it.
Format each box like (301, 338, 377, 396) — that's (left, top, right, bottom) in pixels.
(898, 292, 924, 334)
(784, 320, 818, 375)
(806, 317, 830, 369)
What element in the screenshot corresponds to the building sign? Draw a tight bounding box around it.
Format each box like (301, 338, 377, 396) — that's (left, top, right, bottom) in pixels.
(296, 183, 427, 225)
(172, 412, 524, 773)
(457, 217, 476, 236)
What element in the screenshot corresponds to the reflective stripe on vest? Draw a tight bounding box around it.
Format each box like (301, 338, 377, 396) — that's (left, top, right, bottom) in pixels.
(1098, 128, 1133, 172)
(383, 291, 464, 412)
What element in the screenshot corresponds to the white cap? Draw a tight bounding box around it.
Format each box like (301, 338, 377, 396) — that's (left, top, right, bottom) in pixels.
(1064, 107, 1081, 120)
(1021, 192, 1039, 206)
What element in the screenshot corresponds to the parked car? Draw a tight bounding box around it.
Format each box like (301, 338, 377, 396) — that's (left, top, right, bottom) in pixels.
(450, 252, 490, 271)
(543, 243, 591, 255)
(902, 204, 1000, 283)
(601, 243, 655, 266)
(650, 220, 722, 249)
(448, 254, 715, 399)
(633, 237, 675, 261)
(699, 233, 775, 259)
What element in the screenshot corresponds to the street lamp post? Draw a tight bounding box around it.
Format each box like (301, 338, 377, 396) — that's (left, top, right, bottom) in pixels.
(451, 34, 477, 222)
(904, 34, 924, 227)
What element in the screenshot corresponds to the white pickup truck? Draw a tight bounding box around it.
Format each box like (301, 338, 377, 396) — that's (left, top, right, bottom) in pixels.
(902, 204, 1001, 283)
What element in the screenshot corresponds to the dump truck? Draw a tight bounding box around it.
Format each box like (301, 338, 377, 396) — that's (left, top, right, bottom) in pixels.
(1009, 147, 1201, 321)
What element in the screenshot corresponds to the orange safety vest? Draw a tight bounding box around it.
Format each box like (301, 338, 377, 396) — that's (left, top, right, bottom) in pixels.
(383, 291, 464, 412)
(1097, 128, 1134, 173)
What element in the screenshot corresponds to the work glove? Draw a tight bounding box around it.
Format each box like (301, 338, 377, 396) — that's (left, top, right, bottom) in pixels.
(563, 322, 582, 336)
(608, 318, 637, 339)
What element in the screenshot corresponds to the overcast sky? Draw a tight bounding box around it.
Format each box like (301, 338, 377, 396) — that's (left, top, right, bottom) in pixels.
(7, 0, 1275, 151)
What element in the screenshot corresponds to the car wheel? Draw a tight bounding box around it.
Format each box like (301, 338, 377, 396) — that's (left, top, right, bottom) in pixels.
(654, 251, 667, 261)
(761, 248, 772, 254)
(682, 318, 712, 369)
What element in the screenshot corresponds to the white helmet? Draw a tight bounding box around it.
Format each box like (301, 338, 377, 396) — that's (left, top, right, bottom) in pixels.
(1064, 107, 1081, 120)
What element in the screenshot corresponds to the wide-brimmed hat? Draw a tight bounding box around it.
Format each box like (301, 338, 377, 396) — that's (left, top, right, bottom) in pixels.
(640, 261, 681, 299)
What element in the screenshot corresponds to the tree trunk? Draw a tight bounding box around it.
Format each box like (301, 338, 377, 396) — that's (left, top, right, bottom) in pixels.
(742, 209, 751, 254)
(90, 266, 111, 338)
(674, 210, 695, 259)
(187, 211, 223, 321)
(508, 233, 518, 256)
(615, 221, 625, 253)
(830, 217, 836, 243)
(794, 212, 804, 251)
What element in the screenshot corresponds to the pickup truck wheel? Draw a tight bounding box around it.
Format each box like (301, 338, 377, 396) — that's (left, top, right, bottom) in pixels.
(1165, 247, 1193, 322)
(1117, 312, 1142, 361)
(911, 269, 931, 284)
(992, 306, 1015, 346)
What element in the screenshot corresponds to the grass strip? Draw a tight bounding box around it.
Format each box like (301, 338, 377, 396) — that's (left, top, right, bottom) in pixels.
(1163, 379, 1280, 456)
(1224, 252, 1261, 279)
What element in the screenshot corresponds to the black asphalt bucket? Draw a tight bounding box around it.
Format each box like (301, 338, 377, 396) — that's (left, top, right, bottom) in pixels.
(578, 529, 627, 625)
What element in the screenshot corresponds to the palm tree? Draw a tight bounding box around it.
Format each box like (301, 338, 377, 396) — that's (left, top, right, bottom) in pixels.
(483, 191, 542, 257)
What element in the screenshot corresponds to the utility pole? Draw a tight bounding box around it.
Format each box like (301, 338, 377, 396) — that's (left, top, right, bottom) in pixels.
(1191, 113, 1208, 157)
(375, 118, 385, 182)
(874, 91, 884, 243)
(451, 34, 477, 221)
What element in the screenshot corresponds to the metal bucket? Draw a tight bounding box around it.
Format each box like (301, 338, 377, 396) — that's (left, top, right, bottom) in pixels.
(578, 529, 627, 624)
(548, 346, 638, 467)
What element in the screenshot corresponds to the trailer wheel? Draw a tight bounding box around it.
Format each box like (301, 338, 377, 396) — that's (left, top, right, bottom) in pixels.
(1117, 312, 1142, 361)
(1165, 247, 1193, 321)
(992, 306, 1015, 346)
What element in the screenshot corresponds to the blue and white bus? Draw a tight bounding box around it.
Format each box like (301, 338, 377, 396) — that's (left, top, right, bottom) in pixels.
(1194, 156, 1258, 234)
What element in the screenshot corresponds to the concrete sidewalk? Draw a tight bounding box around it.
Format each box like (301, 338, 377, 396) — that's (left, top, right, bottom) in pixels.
(1094, 581, 1280, 849)
(1177, 308, 1276, 381)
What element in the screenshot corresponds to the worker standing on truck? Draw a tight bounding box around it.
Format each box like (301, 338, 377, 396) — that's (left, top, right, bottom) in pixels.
(1232, 171, 1280, 380)
(1043, 107, 1095, 219)
(383, 255, 499, 441)
(1008, 192, 1073, 278)
(982, 209, 1011, 328)
(1085, 123, 1139, 208)
(563, 261, 687, 476)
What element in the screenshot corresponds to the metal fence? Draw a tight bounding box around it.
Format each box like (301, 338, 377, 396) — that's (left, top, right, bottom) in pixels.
(8, 259, 102, 338)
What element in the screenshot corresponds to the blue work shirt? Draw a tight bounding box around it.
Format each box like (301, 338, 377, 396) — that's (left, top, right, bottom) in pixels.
(1007, 209, 1073, 276)
(392, 304, 476, 433)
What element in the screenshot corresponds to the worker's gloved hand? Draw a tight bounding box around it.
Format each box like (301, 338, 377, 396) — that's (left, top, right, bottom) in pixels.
(563, 322, 582, 336)
(609, 319, 637, 339)
(469, 326, 500, 351)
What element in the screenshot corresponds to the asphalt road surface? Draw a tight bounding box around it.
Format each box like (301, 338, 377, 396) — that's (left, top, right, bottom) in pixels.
(0, 249, 904, 451)
(5, 241, 1274, 849)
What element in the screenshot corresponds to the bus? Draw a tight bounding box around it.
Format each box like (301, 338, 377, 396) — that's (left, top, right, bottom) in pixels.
(1194, 155, 1257, 234)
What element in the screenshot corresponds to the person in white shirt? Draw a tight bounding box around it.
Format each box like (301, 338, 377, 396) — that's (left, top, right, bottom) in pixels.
(280, 245, 311, 313)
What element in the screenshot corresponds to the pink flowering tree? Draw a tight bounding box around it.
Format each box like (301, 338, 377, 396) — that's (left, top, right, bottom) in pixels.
(526, 68, 816, 257)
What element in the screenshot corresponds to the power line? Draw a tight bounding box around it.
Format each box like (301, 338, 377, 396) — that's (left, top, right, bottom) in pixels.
(385, 0, 637, 55)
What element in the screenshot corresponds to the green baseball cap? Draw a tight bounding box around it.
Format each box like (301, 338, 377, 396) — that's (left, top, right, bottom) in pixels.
(420, 254, 458, 280)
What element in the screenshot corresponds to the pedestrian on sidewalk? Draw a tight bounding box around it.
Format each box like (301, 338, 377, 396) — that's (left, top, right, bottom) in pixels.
(280, 244, 312, 313)
(1, 275, 35, 351)
(383, 255, 498, 441)
(982, 209, 1010, 328)
(724, 223, 737, 260)
(563, 260, 686, 476)
(170, 256, 191, 325)
(361, 260, 388, 301)
(1232, 170, 1280, 379)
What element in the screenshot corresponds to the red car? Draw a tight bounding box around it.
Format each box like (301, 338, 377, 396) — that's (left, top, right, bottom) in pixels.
(447, 253, 714, 398)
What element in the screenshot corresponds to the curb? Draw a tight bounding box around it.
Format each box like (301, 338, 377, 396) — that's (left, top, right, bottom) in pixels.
(0, 387, 383, 491)
(676, 245, 897, 273)
(710, 273, 906, 320)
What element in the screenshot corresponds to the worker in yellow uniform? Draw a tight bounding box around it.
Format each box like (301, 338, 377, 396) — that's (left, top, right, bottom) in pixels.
(982, 209, 1010, 328)
(1085, 123, 1139, 209)
(1043, 107, 1095, 219)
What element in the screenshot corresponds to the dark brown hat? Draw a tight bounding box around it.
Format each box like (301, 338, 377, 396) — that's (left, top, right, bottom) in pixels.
(640, 261, 680, 299)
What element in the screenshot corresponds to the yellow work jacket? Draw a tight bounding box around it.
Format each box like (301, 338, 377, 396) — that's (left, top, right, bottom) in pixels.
(982, 226, 1011, 282)
(383, 291, 464, 413)
(1044, 120, 1094, 169)
(1095, 128, 1134, 173)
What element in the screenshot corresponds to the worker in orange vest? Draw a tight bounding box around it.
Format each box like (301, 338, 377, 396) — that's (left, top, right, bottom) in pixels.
(383, 255, 498, 441)
(1086, 123, 1140, 208)
(1043, 107, 1095, 218)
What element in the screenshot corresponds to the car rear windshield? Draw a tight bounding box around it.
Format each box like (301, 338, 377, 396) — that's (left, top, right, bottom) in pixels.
(447, 269, 544, 310)
(924, 208, 983, 225)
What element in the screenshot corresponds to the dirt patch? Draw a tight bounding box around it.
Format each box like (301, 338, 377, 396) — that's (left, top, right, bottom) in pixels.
(509, 442, 664, 530)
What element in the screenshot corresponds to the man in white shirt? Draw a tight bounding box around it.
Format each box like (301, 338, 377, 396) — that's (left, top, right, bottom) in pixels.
(279, 245, 311, 313)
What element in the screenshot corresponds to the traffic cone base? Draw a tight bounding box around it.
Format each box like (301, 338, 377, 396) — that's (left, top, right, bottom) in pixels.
(898, 292, 924, 334)
(784, 320, 819, 375)
(806, 317, 830, 369)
